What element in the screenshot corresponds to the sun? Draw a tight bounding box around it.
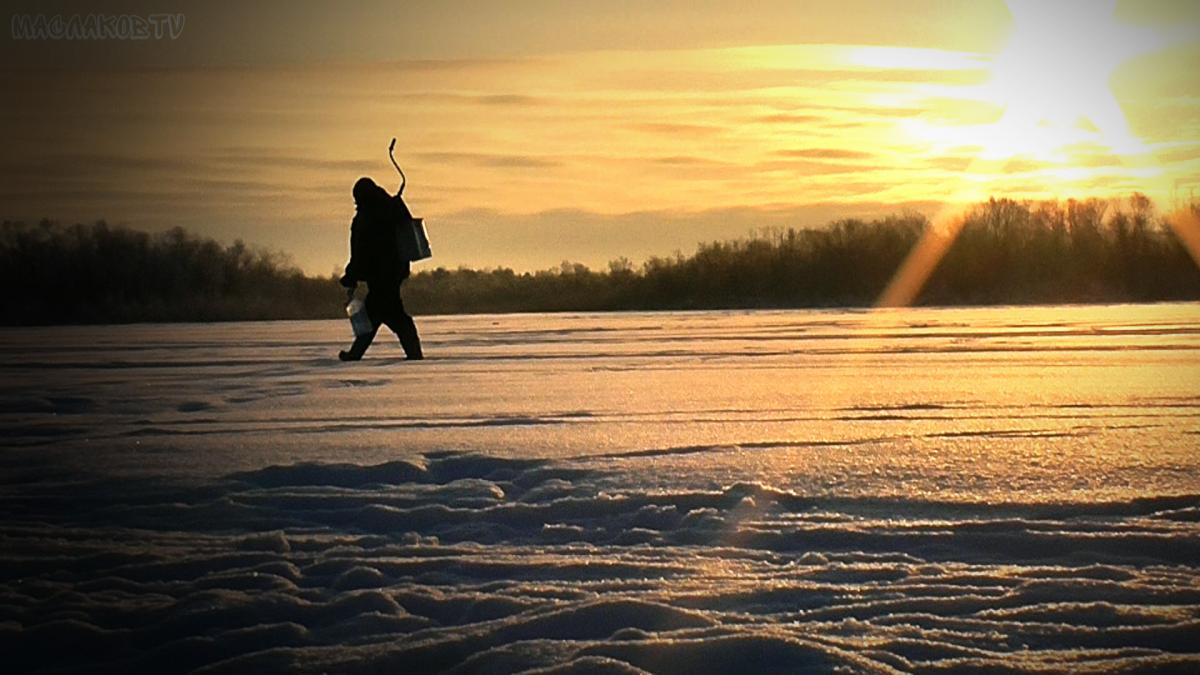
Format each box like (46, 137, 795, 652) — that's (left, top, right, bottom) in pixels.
(975, 0, 1158, 163)
(899, 0, 1169, 198)
(876, 0, 1178, 307)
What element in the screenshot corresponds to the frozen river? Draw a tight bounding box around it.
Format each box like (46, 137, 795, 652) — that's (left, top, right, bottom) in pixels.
(2, 304, 1199, 673)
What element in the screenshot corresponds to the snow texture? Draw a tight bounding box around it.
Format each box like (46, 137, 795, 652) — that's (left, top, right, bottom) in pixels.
(1, 305, 1199, 673)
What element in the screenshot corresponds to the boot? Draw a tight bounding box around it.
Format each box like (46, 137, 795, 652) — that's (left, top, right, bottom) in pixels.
(401, 336, 423, 360)
(338, 332, 374, 361)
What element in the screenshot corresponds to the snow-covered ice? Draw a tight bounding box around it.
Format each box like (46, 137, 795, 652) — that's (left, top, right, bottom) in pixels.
(1, 304, 1198, 673)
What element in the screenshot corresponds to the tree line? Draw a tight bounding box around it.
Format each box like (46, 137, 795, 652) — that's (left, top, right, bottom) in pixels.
(2, 195, 1197, 325)
(0, 222, 341, 324)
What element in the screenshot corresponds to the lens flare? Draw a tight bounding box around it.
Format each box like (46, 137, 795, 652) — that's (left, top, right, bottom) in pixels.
(876, 210, 967, 308)
(1167, 207, 1200, 270)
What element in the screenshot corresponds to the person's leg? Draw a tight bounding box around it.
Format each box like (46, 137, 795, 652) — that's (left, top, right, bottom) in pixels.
(383, 288, 423, 360)
(340, 287, 384, 361)
(339, 322, 379, 361)
(388, 313, 422, 360)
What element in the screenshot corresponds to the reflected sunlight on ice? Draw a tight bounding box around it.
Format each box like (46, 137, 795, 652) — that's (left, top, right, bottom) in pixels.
(4, 303, 1195, 500)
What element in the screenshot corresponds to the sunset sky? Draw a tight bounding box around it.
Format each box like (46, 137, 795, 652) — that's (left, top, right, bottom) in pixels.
(3, 0, 1199, 274)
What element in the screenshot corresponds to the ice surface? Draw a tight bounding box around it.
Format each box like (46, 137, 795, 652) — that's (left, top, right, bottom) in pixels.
(1, 304, 1198, 673)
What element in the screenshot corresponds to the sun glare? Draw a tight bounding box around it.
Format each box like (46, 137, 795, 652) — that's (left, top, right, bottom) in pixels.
(877, 0, 1177, 307)
(976, 0, 1156, 162)
(897, 0, 1171, 201)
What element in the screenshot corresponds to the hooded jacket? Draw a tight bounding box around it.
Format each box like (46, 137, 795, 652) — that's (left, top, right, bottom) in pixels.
(341, 180, 412, 287)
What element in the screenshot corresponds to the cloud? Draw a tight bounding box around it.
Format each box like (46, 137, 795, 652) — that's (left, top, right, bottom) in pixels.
(751, 160, 866, 177)
(1001, 159, 1044, 174)
(415, 92, 545, 107)
(211, 148, 372, 172)
(1155, 144, 1200, 164)
(754, 114, 829, 125)
(776, 148, 874, 160)
(416, 152, 562, 169)
(474, 94, 541, 106)
(595, 66, 985, 95)
(651, 156, 730, 166)
(630, 123, 724, 137)
(923, 155, 977, 172)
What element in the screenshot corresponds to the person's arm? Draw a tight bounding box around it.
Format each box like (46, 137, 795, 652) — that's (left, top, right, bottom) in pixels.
(339, 214, 363, 288)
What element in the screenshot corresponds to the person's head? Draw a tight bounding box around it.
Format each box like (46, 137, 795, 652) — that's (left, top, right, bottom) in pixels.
(353, 177, 387, 209)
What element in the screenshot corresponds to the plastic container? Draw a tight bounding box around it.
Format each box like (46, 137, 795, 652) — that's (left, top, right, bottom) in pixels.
(346, 298, 372, 337)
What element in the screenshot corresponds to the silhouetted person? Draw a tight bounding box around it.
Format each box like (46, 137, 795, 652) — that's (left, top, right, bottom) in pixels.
(338, 177, 423, 361)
